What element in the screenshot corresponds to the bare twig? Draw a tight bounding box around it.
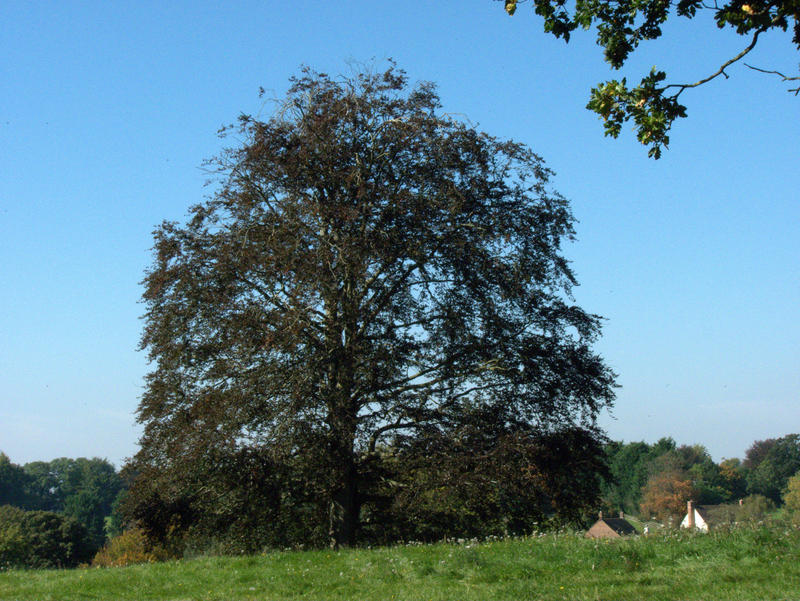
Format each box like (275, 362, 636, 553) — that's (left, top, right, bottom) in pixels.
(745, 63, 800, 95)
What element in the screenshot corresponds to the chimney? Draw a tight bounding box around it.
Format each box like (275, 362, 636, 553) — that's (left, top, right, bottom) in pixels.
(687, 500, 695, 529)
(619, 511, 624, 519)
(599, 510, 603, 521)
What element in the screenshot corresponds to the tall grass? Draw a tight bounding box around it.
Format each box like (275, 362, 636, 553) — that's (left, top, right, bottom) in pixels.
(1, 524, 798, 600)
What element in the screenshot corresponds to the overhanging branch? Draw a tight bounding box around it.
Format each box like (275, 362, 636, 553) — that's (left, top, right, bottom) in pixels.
(744, 63, 800, 95)
(663, 27, 765, 99)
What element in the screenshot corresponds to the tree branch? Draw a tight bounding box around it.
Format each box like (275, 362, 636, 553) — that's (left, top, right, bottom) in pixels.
(367, 420, 423, 452)
(744, 63, 800, 95)
(663, 27, 765, 99)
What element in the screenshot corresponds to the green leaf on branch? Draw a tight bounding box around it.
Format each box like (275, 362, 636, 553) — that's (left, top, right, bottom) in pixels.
(587, 69, 687, 159)
(498, 0, 799, 157)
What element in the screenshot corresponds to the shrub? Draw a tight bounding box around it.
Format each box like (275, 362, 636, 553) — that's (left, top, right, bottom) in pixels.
(0, 505, 95, 569)
(782, 472, 800, 523)
(736, 494, 776, 523)
(0, 512, 27, 570)
(91, 528, 172, 567)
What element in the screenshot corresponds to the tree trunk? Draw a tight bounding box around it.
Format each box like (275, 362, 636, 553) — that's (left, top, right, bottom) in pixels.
(323, 272, 361, 549)
(329, 455, 360, 548)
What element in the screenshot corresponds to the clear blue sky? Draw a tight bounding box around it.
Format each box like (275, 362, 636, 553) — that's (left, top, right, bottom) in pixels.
(1, 1, 797, 468)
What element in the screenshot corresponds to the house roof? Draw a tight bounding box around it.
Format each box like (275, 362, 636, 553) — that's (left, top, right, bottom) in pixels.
(602, 517, 637, 536)
(693, 504, 737, 526)
(586, 517, 636, 538)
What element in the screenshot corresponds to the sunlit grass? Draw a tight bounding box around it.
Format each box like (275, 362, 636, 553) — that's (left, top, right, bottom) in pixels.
(2, 525, 799, 600)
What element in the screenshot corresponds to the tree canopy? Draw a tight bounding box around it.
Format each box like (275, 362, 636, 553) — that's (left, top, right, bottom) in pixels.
(639, 469, 698, 522)
(746, 434, 800, 503)
(0, 453, 36, 509)
(602, 437, 676, 513)
(501, 0, 800, 158)
(0, 454, 123, 549)
(0, 505, 95, 569)
(132, 63, 616, 549)
(783, 471, 800, 515)
(601, 438, 753, 516)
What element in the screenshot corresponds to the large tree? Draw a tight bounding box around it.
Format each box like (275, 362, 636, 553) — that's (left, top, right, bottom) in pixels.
(133, 63, 615, 548)
(0, 505, 95, 569)
(746, 433, 800, 503)
(743, 437, 778, 469)
(0, 453, 36, 509)
(23, 458, 123, 547)
(500, 0, 799, 158)
(639, 469, 698, 523)
(602, 437, 676, 514)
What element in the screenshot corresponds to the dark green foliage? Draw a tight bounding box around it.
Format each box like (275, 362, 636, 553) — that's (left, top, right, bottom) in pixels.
(103, 490, 128, 540)
(602, 437, 675, 513)
(603, 439, 756, 516)
(132, 62, 615, 550)
(743, 437, 777, 470)
(0, 454, 124, 550)
(122, 448, 330, 554)
(656, 444, 732, 504)
(501, 0, 800, 158)
(64, 489, 108, 549)
(23, 458, 123, 548)
(0, 505, 95, 569)
(687, 456, 730, 504)
(21, 461, 63, 512)
(0, 454, 37, 509)
(746, 434, 800, 503)
(719, 457, 748, 500)
(124, 428, 609, 553)
(382, 425, 610, 542)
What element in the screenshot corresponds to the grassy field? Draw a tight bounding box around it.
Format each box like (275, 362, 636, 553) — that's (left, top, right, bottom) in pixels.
(1, 525, 799, 600)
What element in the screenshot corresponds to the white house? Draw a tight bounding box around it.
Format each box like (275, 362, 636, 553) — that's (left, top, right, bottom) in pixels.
(680, 500, 738, 532)
(680, 500, 709, 532)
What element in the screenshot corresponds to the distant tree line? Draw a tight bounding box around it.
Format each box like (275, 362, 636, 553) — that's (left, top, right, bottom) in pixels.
(0, 453, 124, 569)
(2, 433, 799, 568)
(602, 433, 800, 523)
(119, 431, 800, 556)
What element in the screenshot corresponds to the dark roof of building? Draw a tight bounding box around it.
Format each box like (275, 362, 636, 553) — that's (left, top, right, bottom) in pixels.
(586, 516, 637, 538)
(601, 517, 637, 536)
(694, 504, 738, 526)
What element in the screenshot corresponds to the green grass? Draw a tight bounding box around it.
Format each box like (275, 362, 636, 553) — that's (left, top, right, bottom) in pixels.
(2, 525, 799, 600)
